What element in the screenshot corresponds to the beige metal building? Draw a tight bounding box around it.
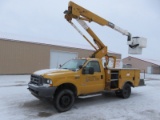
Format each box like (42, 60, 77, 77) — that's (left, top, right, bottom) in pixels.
(123, 56, 160, 74)
(0, 38, 121, 74)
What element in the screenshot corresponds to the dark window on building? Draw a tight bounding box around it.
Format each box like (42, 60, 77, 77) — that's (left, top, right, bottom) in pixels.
(123, 64, 132, 68)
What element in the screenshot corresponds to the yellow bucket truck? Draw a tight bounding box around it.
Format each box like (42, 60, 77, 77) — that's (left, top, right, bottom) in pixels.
(28, 1, 147, 112)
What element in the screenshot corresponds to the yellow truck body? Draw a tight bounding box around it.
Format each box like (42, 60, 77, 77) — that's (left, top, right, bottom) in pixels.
(28, 58, 140, 112)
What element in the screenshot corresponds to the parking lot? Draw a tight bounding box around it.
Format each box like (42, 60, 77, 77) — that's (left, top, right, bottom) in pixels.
(0, 75, 160, 120)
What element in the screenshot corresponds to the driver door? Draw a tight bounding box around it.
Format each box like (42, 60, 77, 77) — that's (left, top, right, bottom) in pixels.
(80, 60, 105, 94)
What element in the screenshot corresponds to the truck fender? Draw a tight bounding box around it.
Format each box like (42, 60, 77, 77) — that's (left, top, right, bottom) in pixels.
(54, 83, 78, 97)
(121, 81, 134, 89)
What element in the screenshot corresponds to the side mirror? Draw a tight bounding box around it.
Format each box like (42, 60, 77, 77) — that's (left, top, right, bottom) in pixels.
(82, 67, 94, 74)
(59, 64, 62, 68)
(79, 65, 83, 69)
(88, 67, 94, 74)
(82, 67, 86, 74)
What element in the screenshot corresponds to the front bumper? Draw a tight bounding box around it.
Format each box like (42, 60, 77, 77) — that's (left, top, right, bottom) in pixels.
(28, 84, 57, 99)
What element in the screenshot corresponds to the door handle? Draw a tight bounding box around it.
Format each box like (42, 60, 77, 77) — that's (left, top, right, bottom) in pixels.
(101, 75, 103, 79)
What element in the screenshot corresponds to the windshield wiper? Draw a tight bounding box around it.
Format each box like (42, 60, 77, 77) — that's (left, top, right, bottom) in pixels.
(61, 68, 68, 69)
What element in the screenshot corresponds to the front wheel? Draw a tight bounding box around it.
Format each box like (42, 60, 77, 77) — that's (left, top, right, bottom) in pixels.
(54, 89, 75, 112)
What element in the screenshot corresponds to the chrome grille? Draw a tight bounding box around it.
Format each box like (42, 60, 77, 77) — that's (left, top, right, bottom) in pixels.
(30, 74, 43, 85)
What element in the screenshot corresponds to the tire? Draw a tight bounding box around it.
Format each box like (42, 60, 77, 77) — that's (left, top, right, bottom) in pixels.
(121, 83, 131, 99)
(115, 83, 131, 99)
(54, 89, 75, 112)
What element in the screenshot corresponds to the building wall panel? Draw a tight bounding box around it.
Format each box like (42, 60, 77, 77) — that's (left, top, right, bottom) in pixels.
(0, 39, 49, 74)
(152, 65, 160, 74)
(123, 56, 160, 74)
(0, 39, 121, 74)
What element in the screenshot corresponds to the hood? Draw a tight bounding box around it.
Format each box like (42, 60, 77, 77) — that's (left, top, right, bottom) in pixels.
(34, 68, 72, 76)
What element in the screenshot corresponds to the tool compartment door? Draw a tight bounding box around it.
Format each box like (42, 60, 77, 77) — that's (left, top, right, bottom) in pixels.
(119, 69, 135, 89)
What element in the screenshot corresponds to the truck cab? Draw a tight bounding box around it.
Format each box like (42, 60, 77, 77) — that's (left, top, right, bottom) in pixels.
(28, 58, 105, 99)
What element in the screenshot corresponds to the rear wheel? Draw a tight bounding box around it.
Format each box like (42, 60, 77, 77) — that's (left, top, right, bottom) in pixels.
(115, 83, 131, 99)
(121, 83, 131, 98)
(54, 89, 75, 112)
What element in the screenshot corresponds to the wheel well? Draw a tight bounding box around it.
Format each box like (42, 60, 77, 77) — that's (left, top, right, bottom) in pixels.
(54, 83, 77, 97)
(125, 81, 134, 87)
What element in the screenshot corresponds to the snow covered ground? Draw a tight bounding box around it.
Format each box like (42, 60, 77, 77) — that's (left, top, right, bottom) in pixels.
(0, 74, 160, 120)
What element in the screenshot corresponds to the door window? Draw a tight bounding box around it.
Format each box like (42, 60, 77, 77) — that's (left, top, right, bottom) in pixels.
(86, 61, 101, 72)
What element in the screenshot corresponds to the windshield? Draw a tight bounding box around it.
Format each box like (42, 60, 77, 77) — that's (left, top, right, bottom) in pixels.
(61, 59, 86, 71)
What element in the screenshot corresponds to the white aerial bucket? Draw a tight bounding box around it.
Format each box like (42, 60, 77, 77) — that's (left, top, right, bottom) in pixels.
(128, 37, 147, 54)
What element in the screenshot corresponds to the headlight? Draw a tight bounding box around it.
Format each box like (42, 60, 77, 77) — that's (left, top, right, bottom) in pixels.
(46, 79, 52, 84)
(42, 79, 53, 87)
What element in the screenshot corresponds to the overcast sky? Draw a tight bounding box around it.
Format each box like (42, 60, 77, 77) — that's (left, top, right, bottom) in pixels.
(0, 0, 160, 60)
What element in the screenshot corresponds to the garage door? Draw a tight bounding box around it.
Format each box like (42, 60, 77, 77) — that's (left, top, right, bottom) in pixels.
(50, 50, 78, 68)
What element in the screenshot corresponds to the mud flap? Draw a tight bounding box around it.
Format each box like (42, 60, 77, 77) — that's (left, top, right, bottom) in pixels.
(139, 79, 145, 86)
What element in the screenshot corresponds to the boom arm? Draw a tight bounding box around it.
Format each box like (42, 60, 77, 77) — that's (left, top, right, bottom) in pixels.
(64, 1, 146, 67)
(64, 1, 132, 40)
